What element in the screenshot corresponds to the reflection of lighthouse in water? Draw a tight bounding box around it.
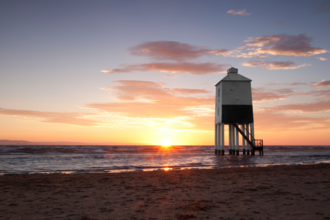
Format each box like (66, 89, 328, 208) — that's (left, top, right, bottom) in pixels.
(215, 67, 263, 156)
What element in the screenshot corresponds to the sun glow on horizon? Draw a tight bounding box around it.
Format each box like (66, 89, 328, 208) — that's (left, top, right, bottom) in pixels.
(161, 137, 172, 147)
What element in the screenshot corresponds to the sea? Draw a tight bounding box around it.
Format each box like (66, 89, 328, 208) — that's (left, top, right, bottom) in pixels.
(0, 145, 330, 175)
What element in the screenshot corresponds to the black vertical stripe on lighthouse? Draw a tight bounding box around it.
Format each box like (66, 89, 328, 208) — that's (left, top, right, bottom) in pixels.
(221, 105, 254, 124)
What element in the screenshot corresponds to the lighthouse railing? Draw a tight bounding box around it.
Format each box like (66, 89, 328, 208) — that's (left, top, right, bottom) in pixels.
(232, 123, 263, 155)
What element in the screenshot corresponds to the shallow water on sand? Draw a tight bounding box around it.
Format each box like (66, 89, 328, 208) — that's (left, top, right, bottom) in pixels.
(0, 145, 330, 175)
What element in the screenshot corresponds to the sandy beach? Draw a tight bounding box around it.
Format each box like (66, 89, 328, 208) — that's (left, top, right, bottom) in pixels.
(1, 164, 330, 220)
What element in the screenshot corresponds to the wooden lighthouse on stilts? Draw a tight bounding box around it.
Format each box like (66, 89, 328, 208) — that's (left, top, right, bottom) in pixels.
(215, 67, 263, 156)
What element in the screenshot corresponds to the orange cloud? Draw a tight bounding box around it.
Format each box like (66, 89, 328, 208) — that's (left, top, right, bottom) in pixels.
(261, 101, 330, 113)
(313, 80, 330, 87)
(88, 80, 213, 118)
(94, 80, 330, 134)
(271, 85, 330, 98)
(252, 88, 290, 102)
(275, 88, 294, 94)
(102, 62, 227, 75)
(242, 61, 309, 70)
(240, 34, 328, 57)
(0, 108, 100, 126)
(286, 82, 310, 86)
(227, 9, 251, 16)
(252, 86, 330, 102)
(305, 89, 330, 98)
(167, 88, 209, 95)
(255, 110, 330, 131)
(165, 74, 177, 78)
(129, 41, 230, 61)
(184, 115, 214, 131)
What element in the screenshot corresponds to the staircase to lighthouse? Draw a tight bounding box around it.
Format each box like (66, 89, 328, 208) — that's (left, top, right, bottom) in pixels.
(231, 123, 263, 155)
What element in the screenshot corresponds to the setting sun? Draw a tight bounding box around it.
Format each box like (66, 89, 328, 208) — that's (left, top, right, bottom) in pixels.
(161, 137, 171, 147)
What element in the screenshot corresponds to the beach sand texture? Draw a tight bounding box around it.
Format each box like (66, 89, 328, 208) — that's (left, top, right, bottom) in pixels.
(1, 164, 330, 220)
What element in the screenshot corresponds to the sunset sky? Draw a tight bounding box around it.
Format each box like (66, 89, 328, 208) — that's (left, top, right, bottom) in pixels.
(1, 0, 330, 145)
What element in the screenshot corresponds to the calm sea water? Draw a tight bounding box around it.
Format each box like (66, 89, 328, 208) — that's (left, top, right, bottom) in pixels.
(0, 145, 330, 175)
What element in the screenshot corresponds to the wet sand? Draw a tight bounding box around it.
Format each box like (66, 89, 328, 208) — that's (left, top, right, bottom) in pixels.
(1, 164, 330, 220)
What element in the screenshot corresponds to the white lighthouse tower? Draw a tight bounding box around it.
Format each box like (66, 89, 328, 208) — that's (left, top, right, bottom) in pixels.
(215, 67, 263, 156)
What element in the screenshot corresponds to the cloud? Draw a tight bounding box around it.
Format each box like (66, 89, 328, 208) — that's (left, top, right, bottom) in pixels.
(165, 74, 177, 78)
(129, 41, 230, 61)
(268, 81, 311, 86)
(167, 88, 209, 95)
(252, 88, 291, 102)
(305, 89, 330, 98)
(102, 62, 227, 75)
(242, 61, 309, 70)
(275, 88, 294, 94)
(255, 110, 330, 131)
(232, 51, 267, 58)
(317, 57, 328, 61)
(261, 101, 330, 113)
(0, 108, 100, 126)
(240, 34, 328, 57)
(277, 85, 330, 98)
(101, 68, 130, 73)
(227, 9, 251, 16)
(312, 80, 330, 87)
(104, 36, 326, 76)
(87, 80, 214, 118)
(184, 115, 214, 131)
(286, 82, 310, 86)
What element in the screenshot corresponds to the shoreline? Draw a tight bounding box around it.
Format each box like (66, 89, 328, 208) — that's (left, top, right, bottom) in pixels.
(1, 164, 330, 219)
(2, 162, 330, 176)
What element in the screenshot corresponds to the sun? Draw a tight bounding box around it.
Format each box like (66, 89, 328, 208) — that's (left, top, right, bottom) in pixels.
(161, 137, 172, 147)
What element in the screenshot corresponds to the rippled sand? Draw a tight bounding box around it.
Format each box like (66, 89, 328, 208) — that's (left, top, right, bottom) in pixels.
(1, 164, 330, 220)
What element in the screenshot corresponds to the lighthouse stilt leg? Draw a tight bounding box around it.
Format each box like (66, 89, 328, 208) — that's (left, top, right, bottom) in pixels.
(217, 124, 220, 155)
(246, 124, 250, 155)
(236, 124, 239, 155)
(232, 124, 234, 155)
(233, 125, 236, 155)
(218, 123, 221, 155)
(221, 123, 225, 155)
(215, 124, 217, 154)
(242, 124, 246, 155)
(232, 124, 235, 155)
(229, 124, 231, 154)
(251, 123, 255, 156)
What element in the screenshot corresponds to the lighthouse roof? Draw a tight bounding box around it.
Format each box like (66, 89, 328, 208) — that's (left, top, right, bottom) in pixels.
(215, 67, 251, 86)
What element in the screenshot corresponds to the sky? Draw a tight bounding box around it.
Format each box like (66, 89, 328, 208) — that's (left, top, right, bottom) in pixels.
(0, 0, 330, 145)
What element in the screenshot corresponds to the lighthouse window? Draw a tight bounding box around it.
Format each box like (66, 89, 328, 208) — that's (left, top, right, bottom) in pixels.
(217, 107, 219, 115)
(217, 89, 219, 97)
